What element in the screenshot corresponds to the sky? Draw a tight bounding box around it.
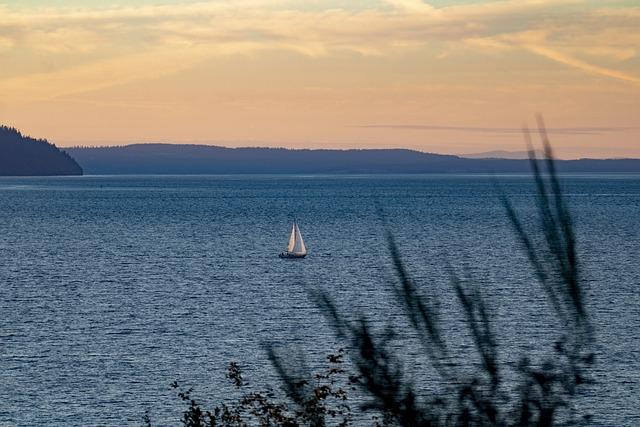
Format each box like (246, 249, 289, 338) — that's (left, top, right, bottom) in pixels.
(0, 0, 638, 158)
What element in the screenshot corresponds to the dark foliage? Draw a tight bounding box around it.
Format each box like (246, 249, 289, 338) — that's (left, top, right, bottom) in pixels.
(165, 349, 362, 427)
(0, 125, 82, 176)
(159, 119, 594, 426)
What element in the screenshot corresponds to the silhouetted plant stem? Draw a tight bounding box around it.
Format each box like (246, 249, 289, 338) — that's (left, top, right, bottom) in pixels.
(163, 118, 595, 427)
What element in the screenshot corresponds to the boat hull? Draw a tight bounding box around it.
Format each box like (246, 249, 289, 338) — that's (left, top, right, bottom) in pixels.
(279, 252, 307, 259)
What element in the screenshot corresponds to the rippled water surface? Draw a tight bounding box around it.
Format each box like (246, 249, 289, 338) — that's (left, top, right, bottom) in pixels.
(0, 175, 638, 426)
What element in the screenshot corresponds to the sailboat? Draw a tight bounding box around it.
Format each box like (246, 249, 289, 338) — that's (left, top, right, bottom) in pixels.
(279, 221, 307, 259)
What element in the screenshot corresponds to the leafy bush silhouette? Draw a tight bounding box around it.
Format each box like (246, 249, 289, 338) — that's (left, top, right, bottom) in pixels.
(158, 118, 594, 426)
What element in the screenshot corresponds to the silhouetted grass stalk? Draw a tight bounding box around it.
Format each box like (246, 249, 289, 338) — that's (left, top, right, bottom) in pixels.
(162, 118, 594, 427)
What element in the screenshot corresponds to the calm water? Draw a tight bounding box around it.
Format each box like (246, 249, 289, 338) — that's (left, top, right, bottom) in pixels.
(0, 175, 638, 426)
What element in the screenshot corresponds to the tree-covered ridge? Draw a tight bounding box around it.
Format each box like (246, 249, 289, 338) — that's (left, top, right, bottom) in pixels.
(0, 126, 82, 176)
(67, 144, 640, 175)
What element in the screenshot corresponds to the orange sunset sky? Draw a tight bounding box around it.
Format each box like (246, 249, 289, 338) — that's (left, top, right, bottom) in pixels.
(0, 0, 638, 158)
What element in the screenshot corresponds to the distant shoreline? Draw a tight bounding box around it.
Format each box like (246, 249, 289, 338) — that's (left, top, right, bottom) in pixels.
(65, 144, 640, 175)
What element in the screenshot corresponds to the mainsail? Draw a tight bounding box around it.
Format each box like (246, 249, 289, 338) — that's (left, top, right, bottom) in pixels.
(286, 222, 307, 255)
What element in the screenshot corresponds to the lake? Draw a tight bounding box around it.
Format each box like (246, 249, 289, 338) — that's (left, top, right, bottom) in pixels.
(0, 174, 638, 426)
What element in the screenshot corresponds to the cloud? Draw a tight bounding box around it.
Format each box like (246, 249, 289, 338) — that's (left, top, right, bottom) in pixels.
(3, 1, 626, 55)
(523, 45, 640, 85)
(384, 0, 436, 14)
(464, 27, 640, 86)
(0, 45, 214, 102)
(24, 28, 104, 53)
(0, 36, 14, 52)
(356, 124, 630, 136)
(0, 0, 638, 103)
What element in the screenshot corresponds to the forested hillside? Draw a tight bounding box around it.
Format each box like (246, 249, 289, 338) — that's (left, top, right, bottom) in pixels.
(0, 126, 82, 176)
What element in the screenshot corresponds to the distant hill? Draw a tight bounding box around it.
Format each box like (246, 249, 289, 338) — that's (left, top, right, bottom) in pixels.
(461, 150, 545, 160)
(66, 144, 640, 174)
(0, 126, 83, 176)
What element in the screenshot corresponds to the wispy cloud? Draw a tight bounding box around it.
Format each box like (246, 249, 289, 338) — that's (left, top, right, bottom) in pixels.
(465, 27, 640, 86)
(0, 0, 638, 104)
(356, 124, 630, 136)
(524, 45, 640, 85)
(0, 46, 217, 102)
(0, 35, 14, 52)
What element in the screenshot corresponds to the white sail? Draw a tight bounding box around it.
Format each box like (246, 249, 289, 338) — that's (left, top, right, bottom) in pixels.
(292, 223, 306, 254)
(287, 223, 296, 252)
(281, 221, 307, 258)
